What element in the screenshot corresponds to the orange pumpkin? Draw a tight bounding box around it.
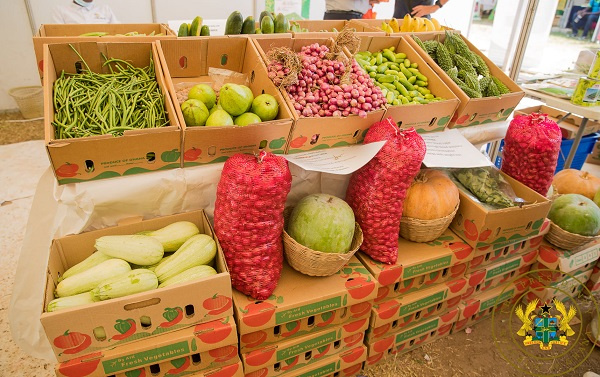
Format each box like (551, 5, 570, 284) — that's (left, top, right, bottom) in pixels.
(403, 169, 460, 220)
(552, 169, 600, 200)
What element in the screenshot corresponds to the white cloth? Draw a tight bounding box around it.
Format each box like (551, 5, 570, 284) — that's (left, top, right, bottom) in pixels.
(52, 2, 118, 24)
(325, 0, 370, 14)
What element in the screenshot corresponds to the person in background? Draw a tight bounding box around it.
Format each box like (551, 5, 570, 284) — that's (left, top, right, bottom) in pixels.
(571, 0, 600, 40)
(393, 0, 449, 19)
(324, 0, 381, 20)
(53, 0, 118, 24)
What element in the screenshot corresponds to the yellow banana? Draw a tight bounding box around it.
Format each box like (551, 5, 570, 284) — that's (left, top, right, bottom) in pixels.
(423, 18, 435, 32)
(389, 18, 400, 33)
(411, 17, 422, 32)
(401, 14, 412, 32)
(431, 18, 442, 31)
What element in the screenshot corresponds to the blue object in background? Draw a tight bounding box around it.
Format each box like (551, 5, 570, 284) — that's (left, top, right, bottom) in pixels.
(493, 133, 600, 173)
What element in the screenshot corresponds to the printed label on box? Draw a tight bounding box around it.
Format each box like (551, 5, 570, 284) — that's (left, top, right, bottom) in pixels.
(405, 256, 453, 278)
(485, 258, 522, 280)
(277, 330, 338, 361)
(103, 341, 190, 374)
(480, 288, 515, 312)
(395, 319, 439, 344)
(276, 297, 343, 324)
(399, 291, 447, 316)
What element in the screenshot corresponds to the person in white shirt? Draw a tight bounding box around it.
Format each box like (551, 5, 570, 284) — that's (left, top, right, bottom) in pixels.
(53, 0, 118, 24)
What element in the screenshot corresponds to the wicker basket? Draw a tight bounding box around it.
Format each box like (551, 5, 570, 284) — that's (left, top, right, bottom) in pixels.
(399, 204, 459, 243)
(544, 221, 599, 250)
(8, 86, 43, 119)
(283, 221, 364, 277)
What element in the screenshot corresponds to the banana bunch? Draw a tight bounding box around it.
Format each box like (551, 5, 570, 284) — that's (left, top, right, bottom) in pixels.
(380, 15, 442, 33)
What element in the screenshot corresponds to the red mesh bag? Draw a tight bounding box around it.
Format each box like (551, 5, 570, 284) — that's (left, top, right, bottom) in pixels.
(214, 152, 292, 300)
(500, 113, 561, 196)
(345, 117, 426, 264)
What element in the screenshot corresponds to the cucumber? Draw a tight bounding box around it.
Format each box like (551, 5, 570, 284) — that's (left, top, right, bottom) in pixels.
(225, 11, 243, 35)
(259, 10, 273, 24)
(241, 16, 256, 34)
(177, 23, 189, 37)
(189, 16, 202, 36)
(200, 25, 210, 36)
(261, 16, 274, 34)
(274, 13, 289, 33)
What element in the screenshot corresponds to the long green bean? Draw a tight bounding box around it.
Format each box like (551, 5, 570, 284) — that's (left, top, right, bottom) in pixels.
(51, 44, 168, 139)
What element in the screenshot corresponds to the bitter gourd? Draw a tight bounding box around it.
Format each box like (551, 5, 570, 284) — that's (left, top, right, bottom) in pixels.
(436, 43, 454, 72)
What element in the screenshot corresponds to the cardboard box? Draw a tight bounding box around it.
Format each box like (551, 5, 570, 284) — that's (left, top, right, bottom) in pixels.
(587, 139, 600, 165)
(355, 36, 460, 133)
(467, 235, 543, 273)
(525, 275, 589, 306)
(157, 37, 294, 165)
(43, 42, 181, 184)
(114, 344, 239, 377)
(33, 23, 176, 80)
(365, 308, 459, 357)
(154, 359, 243, 377)
(374, 261, 468, 303)
(369, 277, 467, 330)
(585, 261, 600, 293)
(405, 33, 525, 128)
(279, 345, 367, 377)
(291, 19, 385, 38)
(42, 210, 233, 362)
(55, 317, 238, 377)
(479, 264, 534, 293)
(357, 229, 475, 288)
(241, 318, 368, 375)
(239, 300, 372, 353)
(252, 37, 387, 153)
(530, 260, 596, 287)
(232, 257, 377, 336)
(449, 171, 551, 248)
(514, 105, 600, 139)
(537, 239, 600, 274)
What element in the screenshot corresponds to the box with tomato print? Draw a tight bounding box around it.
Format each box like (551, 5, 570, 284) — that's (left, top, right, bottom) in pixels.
(358, 229, 475, 304)
(585, 262, 600, 294)
(461, 249, 538, 300)
(276, 345, 367, 377)
(449, 172, 551, 249)
(43, 42, 182, 185)
(252, 37, 387, 154)
(536, 239, 600, 275)
(530, 260, 596, 288)
(156, 37, 294, 166)
(405, 33, 524, 128)
(175, 360, 243, 377)
(367, 277, 467, 342)
(114, 344, 241, 377)
(452, 277, 529, 333)
(55, 316, 238, 377)
(233, 258, 377, 351)
(43, 210, 234, 362)
(365, 307, 459, 358)
(467, 232, 546, 272)
(241, 317, 368, 376)
(523, 274, 590, 309)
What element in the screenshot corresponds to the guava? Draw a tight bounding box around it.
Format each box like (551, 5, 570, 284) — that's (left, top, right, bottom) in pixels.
(205, 109, 234, 127)
(234, 112, 262, 126)
(251, 94, 279, 121)
(188, 84, 216, 109)
(219, 83, 254, 116)
(181, 99, 209, 126)
(548, 193, 600, 236)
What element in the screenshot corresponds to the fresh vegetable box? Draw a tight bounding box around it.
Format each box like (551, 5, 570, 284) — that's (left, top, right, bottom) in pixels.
(178, 360, 243, 377)
(369, 277, 467, 330)
(354, 36, 459, 132)
(232, 257, 377, 336)
(585, 260, 600, 293)
(157, 37, 294, 165)
(113, 344, 240, 377)
(240, 317, 368, 375)
(530, 260, 596, 287)
(43, 42, 182, 184)
(586, 139, 600, 165)
(42, 210, 233, 362)
(536, 239, 600, 274)
(405, 32, 524, 128)
(449, 171, 551, 248)
(515, 105, 600, 139)
(466, 239, 542, 273)
(290, 19, 384, 38)
(365, 307, 458, 357)
(252, 37, 387, 153)
(55, 317, 237, 377)
(525, 274, 589, 307)
(33, 23, 176, 80)
(277, 345, 367, 377)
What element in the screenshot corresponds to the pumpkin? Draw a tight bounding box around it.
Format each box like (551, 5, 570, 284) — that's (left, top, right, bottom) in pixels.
(552, 169, 600, 200)
(403, 169, 460, 220)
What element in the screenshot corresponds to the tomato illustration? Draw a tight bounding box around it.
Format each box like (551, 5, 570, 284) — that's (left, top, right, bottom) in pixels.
(522, 249, 537, 263)
(447, 296, 461, 308)
(183, 147, 202, 161)
(345, 276, 375, 300)
(195, 317, 233, 344)
(111, 319, 137, 341)
(159, 307, 183, 328)
(342, 363, 363, 376)
(376, 286, 390, 302)
(448, 278, 467, 294)
(343, 332, 364, 347)
(161, 149, 180, 163)
(312, 345, 330, 360)
(281, 320, 301, 337)
(343, 318, 367, 333)
(240, 301, 276, 327)
(461, 300, 480, 319)
(451, 242, 474, 260)
(245, 369, 268, 377)
(56, 163, 79, 178)
(57, 352, 101, 377)
(463, 219, 479, 241)
(241, 331, 268, 349)
(349, 301, 371, 319)
(373, 336, 394, 353)
(340, 346, 365, 364)
(529, 235, 543, 249)
(373, 323, 390, 338)
(124, 368, 146, 377)
(203, 294, 233, 316)
(441, 308, 458, 322)
(208, 363, 240, 377)
(378, 266, 403, 286)
(245, 347, 276, 367)
(208, 345, 238, 363)
(450, 263, 467, 277)
(366, 352, 384, 366)
(456, 114, 470, 125)
(166, 357, 190, 374)
(280, 355, 300, 370)
(53, 330, 91, 355)
(538, 245, 559, 264)
(290, 135, 308, 148)
(478, 229, 492, 242)
(469, 256, 484, 270)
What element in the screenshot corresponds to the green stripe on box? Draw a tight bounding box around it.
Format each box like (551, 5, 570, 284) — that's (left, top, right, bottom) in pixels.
(395, 319, 439, 344)
(480, 289, 515, 311)
(277, 330, 338, 360)
(102, 341, 190, 374)
(276, 297, 342, 324)
(404, 256, 452, 278)
(399, 291, 446, 316)
(485, 259, 521, 280)
(298, 362, 337, 377)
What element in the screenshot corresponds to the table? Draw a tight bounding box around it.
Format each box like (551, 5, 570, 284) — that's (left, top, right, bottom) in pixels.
(523, 88, 600, 169)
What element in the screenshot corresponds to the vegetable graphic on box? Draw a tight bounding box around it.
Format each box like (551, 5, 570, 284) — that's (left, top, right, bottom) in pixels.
(195, 317, 233, 344)
(111, 318, 136, 341)
(209, 345, 238, 363)
(345, 276, 375, 299)
(290, 135, 307, 148)
(281, 320, 301, 337)
(159, 307, 183, 328)
(240, 301, 277, 327)
(161, 149, 180, 163)
(124, 369, 146, 377)
(184, 147, 202, 161)
(53, 330, 91, 355)
(203, 294, 232, 315)
(269, 137, 286, 149)
(58, 352, 102, 377)
(56, 163, 79, 178)
(350, 301, 371, 318)
(166, 357, 189, 374)
(242, 331, 268, 348)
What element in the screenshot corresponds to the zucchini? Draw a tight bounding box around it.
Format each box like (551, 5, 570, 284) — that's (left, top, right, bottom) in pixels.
(92, 269, 158, 301)
(145, 221, 200, 252)
(154, 234, 217, 283)
(55, 259, 131, 298)
(47, 292, 95, 312)
(95, 235, 164, 266)
(158, 265, 217, 288)
(59, 252, 112, 282)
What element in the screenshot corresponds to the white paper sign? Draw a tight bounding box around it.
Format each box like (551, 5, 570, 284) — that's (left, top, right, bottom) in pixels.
(421, 129, 493, 168)
(275, 0, 303, 15)
(167, 19, 226, 36)
(284, 141, 386, 175)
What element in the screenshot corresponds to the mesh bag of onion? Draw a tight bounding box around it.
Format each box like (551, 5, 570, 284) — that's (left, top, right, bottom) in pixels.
(500, 113, 562, 196)
(214, 152, 292, 300)
(345, 117, 426, 264)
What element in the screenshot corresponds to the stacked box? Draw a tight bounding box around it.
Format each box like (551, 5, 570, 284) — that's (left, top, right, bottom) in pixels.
(466, 232, 546, 273)
(586, 262, 600, 293)
(232, 258, 377, 376)
(290, 19, 385, 37)
(46, 210, 240, 376)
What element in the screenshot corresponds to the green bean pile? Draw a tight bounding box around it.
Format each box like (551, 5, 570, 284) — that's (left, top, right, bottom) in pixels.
(52, 47, 168, 139)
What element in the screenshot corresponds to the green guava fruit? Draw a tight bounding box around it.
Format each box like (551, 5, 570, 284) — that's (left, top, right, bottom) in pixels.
(234, 112, 262, 126)
(548, 193, 600, 236)
(251, 94, 279, 121)
(181, 99, 209, 126)
(205, 109, 234, 127)
(219, 83, 254, 116)
(188, 84, 216, 109)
